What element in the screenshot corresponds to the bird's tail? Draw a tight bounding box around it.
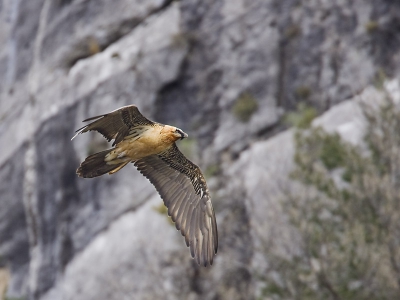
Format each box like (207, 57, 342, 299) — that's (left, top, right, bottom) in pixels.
(77, 149, 130, 178)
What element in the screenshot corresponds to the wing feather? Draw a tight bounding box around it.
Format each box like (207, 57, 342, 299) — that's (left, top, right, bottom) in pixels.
(183, 203, 194, 246)
(72, 105, 154, 145)
(167, 188, 183, 210)
(134, 144, 218, 266)
(169, 191, 187, 222)
(175, 194, 190, 230)
(181, 194, 195, 234)
(164, 187, 182, 207)
(189, 195, 199, 259)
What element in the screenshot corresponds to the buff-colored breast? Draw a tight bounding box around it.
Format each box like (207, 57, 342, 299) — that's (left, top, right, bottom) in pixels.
(106, 124, 178, 162)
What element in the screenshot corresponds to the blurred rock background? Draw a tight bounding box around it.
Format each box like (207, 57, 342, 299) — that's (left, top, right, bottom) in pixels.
(1, 0, 400, 299)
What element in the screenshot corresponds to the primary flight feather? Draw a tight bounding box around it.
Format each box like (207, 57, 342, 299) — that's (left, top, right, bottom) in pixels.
(72, 105, 218, 266)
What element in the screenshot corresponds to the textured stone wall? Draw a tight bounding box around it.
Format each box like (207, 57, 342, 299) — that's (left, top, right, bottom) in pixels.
(0, 0, 400, 299)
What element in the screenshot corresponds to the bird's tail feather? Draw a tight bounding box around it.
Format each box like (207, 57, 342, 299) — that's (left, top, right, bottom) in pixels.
(77, 149, 129, 178)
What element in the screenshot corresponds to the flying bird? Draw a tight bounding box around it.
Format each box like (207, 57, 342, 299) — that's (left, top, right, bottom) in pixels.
(72, 105, 218, 266)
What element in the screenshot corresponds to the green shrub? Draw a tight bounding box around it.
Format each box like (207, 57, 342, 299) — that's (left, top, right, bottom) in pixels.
(295, 85, 312, 100)
(232, 92, 258, 122)
(284, 103, 318, 129)
(365, 21, 379, 33)
(260, 94, 400, 299)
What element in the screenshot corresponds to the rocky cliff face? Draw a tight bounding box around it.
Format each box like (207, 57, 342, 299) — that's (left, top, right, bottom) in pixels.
(1, 0, 400, 299)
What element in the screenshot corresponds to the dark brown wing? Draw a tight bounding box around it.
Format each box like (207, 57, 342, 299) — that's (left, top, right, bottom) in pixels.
(72, 105, 154, 146)
(134, 144, 218, 267)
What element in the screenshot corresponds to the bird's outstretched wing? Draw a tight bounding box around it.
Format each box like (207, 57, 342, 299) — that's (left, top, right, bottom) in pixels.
(72, 105, 154, 146)
(134, 144, 218, 266)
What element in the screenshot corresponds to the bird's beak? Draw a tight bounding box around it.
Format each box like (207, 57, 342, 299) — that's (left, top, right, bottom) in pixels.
(180, 131, 188, 139)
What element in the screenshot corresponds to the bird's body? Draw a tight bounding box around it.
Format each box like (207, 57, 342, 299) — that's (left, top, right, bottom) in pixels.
(72, 105, 217, 266)
(105, 125, 177, 162)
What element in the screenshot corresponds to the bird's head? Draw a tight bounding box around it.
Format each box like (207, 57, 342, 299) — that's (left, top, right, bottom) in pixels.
(173, 127, 188, 140)
(163, 125, 188, 142)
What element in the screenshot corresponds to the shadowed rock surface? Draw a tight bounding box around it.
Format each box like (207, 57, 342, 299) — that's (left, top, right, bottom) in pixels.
(1, 0, 400, 299)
